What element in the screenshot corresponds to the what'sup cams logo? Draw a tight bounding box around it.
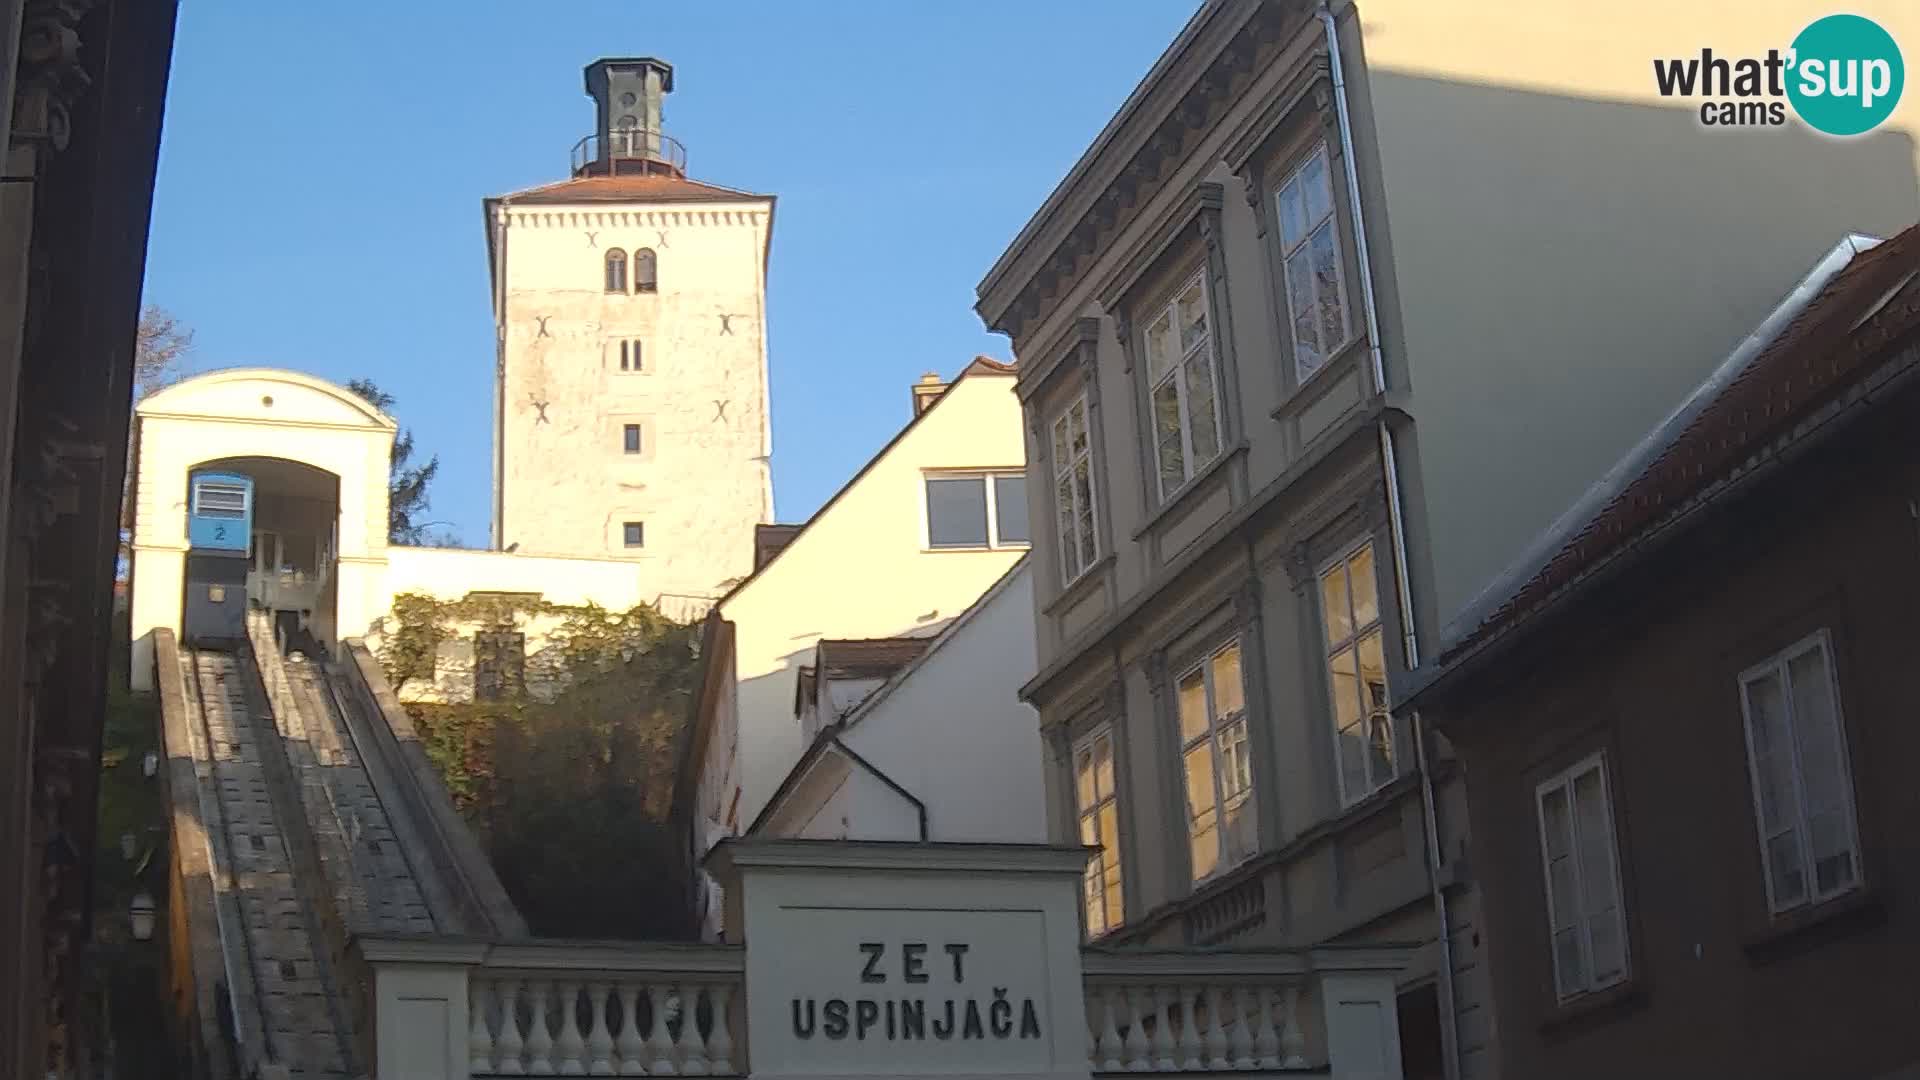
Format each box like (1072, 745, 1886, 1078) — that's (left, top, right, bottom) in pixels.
(1653, 14, 1904, 135)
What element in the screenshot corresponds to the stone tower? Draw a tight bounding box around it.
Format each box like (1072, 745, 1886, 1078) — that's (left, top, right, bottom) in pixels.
(485, 57, 775, 608)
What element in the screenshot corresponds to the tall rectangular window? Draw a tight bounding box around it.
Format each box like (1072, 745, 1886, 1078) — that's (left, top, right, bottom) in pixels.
(1737, 630, 1861, 915)
(1535, 754, 1628, 1001)
(1320, 543, 1394, 805)
(925, 472, 1029, 549)
(623, 521, 645, 548)
(1176, 640, 1254, 882)
(619, 340, 644, 372)
(1142, 272, 1223, 499)
(1051, 395, 1099, 584)
(474, 629, 528, 703)
(623, 423, 642, 455)
(1276, 144, 1350, 381)
(1074, 727, 1124, 938)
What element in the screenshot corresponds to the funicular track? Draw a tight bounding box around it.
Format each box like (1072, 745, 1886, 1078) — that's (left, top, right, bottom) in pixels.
(179, 644, 358, 1078)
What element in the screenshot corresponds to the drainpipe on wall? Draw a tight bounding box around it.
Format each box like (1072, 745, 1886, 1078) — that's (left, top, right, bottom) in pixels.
(1318, 6, 1462, 1080)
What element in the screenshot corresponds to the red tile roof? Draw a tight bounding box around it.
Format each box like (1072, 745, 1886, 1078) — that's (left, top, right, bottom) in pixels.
(497, 173, 766, 206)
(1445, 224, 1920, 660)
(816, 637, 936, 681)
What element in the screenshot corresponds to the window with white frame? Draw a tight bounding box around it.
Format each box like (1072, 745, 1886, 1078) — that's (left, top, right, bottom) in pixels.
(1051, 395, 1099, 583)
(925, 471, 1029, 549)
(1737, 630, 1862, 915)
(1176, 640, 1254, 882)
(1142, 272, 1224, 500)
(1275, 144, 1350, 381)
(1073, 726, 1124, 937)
(1319, 542, 1395, 805)
(1535, 753, 1629, 1001)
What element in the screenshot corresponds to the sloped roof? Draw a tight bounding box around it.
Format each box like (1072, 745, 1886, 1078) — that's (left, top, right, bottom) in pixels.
(817, 637, 936, 681)
(709, 356, 1017, 609)
(1404, 225, 1920, 705)
(493, 172, 767, 206)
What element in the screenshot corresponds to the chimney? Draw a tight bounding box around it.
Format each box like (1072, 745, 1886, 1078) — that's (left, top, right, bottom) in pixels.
(911, 372, 948, 417)
(581, 57, 680, 176)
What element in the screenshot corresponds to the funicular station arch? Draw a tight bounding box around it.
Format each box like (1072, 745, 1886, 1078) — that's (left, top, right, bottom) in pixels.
(129, 369, 394, 689)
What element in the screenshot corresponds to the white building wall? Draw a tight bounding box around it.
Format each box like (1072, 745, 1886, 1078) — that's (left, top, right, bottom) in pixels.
(752, 561, 1046, 849)
(129, 370, 395, 690)
(832, 561, 1045, 844)
(494, 199, 774, 601)
(713, 370, 1026, 832)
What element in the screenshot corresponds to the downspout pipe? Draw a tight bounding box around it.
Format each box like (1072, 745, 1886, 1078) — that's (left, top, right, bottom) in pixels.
(1319, 6, 1462, 1080)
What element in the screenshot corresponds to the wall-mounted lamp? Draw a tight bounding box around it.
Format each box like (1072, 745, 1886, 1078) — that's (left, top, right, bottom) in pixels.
(129, 891, 156, 942)
(142, 750, 159, 778)
(119, 833, 137, 860)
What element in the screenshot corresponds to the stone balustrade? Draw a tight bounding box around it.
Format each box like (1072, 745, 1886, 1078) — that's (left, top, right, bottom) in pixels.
(1080, 947, 1405, 1074)
(356, 937, 747, 1080)
(468, 967, 742, 1075)
(357, 936, 1409, 1080)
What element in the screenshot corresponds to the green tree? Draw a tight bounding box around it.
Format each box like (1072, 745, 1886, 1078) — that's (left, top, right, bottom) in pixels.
(346, 378, 445, 546)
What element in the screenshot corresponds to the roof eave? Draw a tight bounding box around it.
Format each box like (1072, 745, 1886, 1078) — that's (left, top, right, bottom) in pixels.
(974, 0, 1232, 326)
(1434, 232, 1885, 654)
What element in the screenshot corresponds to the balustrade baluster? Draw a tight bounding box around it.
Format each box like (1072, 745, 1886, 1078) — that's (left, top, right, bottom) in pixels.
(526, 980, 556, 1075)
(1150, 986, 1176, 1071)
(676, 984, 711, 1075)
(1177, 986, 1204, 1070)
(1277, 987, 1306, 1068)
(1085, 994, 1099, 1070)
(617, 984, 647, 1075)
(707, 984, 735, 1074)
(1203, 987, 1230, 1069)
(1251, 987, 1280, 1070)
(471, 979, 498, 1074)
(1096, 987, 1124, 1072)
(497, 978, 528, 1076)
(587, 983, 615, 1075)
(1122, 986, 1150, 1071)
(556, 980, 588, 1074)
(646, 984, 676, 1076)
(1226, 987, 1253, 1070)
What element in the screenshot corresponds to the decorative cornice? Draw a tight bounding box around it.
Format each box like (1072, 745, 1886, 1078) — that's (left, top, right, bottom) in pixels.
(1100, 678, 1125, 719)
(978, 0, 1296, 344)
(1281, 541, 1315, 590)
(1234, 575, 1263, 626)
(501, 208, 765, 230)
(707, 838, 1092, 880)
(11, 0, 96, 158)
(1143, 650, 1170, 696)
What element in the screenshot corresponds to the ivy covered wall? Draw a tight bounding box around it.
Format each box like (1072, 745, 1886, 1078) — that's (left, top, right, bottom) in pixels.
(375, 592, 701, 939)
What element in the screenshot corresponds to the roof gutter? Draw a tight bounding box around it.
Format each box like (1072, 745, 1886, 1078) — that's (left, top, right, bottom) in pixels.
(1318, 8, 1457, 1079)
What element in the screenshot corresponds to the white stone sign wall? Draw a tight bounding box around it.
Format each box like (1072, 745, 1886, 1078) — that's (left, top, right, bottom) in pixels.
(709, 841, 1093, 1080)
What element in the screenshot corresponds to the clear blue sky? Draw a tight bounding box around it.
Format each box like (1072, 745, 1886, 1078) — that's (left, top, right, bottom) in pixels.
(143, 2, 1199, 545)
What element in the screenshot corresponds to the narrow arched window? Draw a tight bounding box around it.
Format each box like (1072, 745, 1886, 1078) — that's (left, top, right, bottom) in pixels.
(634, 248, 658, 293)
(604, 249, 628, 293)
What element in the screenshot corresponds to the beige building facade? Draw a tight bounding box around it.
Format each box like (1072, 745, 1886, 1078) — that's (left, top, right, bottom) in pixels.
(486, 58, 774, 603)
(976, 3, 1918, 1080)
(676, 360, 1031, 941)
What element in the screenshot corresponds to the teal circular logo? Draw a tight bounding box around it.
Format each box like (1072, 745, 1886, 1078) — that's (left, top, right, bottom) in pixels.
(1787, 14, 1904, 136)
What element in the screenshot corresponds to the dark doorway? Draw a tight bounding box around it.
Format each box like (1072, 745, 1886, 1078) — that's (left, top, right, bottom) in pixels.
(1398, 981, 1445, 1080)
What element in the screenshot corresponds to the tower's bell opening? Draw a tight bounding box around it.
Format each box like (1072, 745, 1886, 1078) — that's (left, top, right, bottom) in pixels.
(185, 455, 342, 656)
